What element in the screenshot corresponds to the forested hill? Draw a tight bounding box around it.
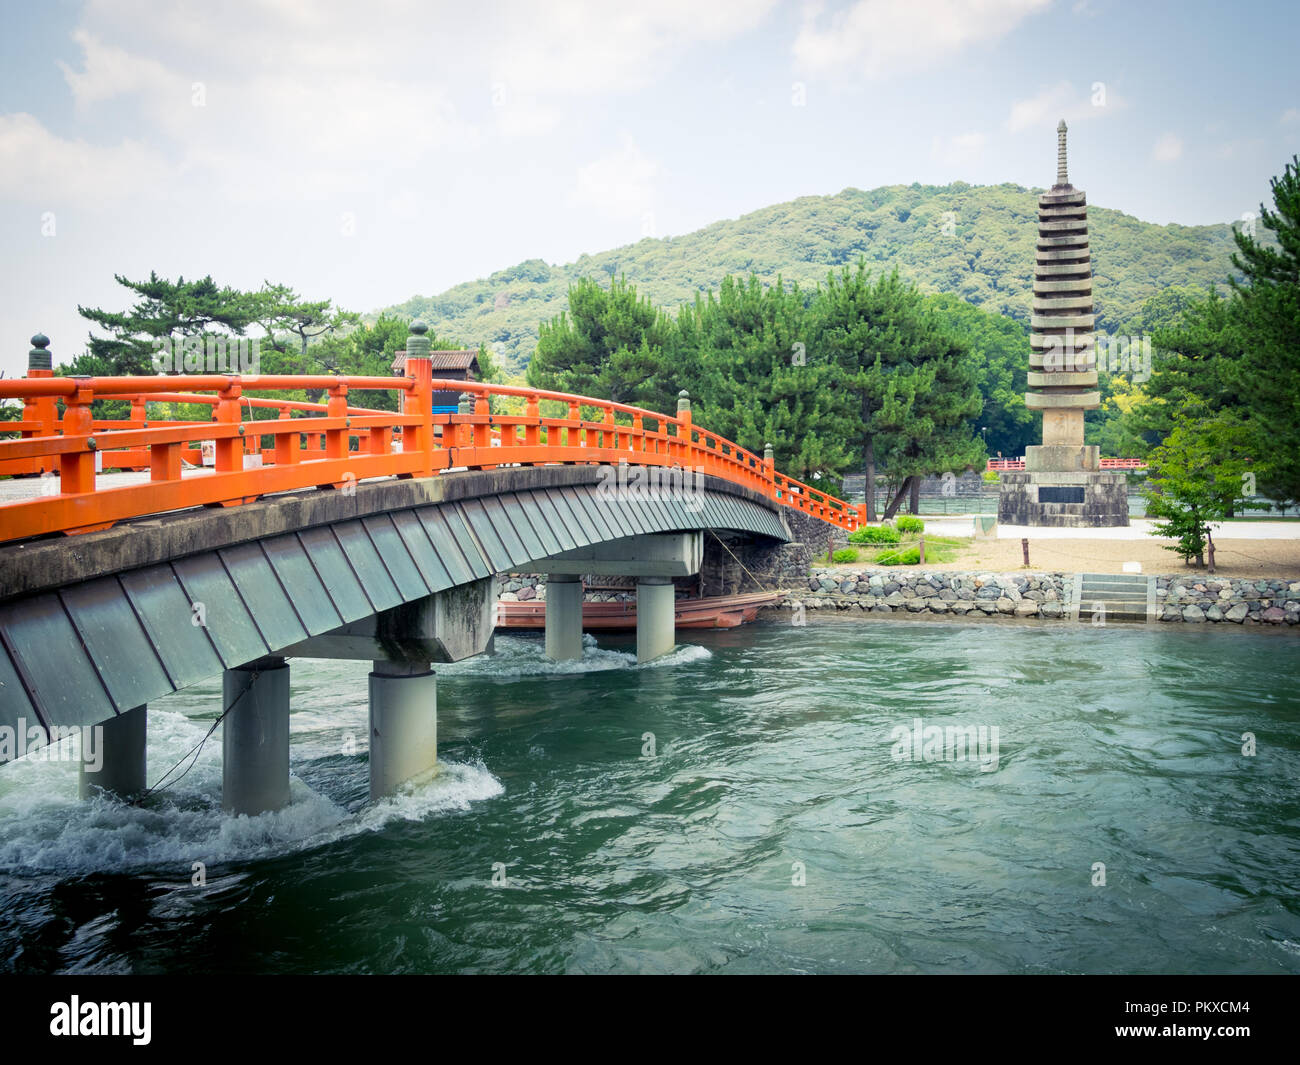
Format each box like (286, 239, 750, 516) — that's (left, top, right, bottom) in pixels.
(383, 181, 1240, 374)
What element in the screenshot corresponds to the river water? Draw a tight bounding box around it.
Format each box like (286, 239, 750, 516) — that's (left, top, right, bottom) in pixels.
(1, 618, 1298, 974)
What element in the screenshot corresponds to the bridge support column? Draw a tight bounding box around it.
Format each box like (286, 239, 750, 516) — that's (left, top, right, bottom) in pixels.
(222, 657, 290, 816)
(544, 574, 584, 661)
(636, 578, 676, 663)
(79, 704, 146, 801)
(369, 660, 438, 800)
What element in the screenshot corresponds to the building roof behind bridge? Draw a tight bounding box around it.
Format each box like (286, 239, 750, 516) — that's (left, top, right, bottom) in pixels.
(391, 349, 480, 376)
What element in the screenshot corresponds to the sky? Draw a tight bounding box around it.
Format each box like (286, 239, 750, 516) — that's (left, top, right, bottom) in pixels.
(1, 0, 1297, 378)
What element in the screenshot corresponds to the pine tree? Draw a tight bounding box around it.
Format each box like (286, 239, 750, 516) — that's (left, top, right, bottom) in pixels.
(525, 275, 681, 413)
(70, 272, 266, 377)
(678, 275, 850, 481)
(1230, 155, 1300, 502)
(809, 265, 982, 518)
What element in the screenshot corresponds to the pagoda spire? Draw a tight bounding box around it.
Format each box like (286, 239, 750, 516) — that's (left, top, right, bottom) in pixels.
(1056, 119, 1069, 187)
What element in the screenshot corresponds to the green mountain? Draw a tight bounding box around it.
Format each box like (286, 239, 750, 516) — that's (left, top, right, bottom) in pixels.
(384, 181, 1240, 375)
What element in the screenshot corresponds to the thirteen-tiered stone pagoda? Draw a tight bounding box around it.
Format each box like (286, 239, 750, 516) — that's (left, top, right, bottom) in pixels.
(998, 120, 1129, 527)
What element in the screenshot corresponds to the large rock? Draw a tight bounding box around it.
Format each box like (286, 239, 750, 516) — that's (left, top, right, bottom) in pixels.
(1225, 602, 1249, 623)
(1182, 605, 1206, 622)
(996, 597, 1016, 614)
(1262, 606, 1286, 624)
(1014, 600, 1039, 617)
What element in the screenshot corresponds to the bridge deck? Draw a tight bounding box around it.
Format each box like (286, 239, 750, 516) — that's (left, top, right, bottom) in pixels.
(0, 467, 786, 750)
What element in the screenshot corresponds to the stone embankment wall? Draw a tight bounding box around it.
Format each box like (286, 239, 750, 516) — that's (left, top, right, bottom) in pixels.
(1156, 576, 1300, 625)
(786, 570, 1071, 619)
(773, 569, 1300, 626)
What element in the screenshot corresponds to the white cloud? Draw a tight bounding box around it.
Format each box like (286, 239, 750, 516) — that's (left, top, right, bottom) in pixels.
(490, 0, 778, 97)
(930, 131, 986, 166)
(0, 113, 175, 205)
(1282, 108, 1300, 124)
(58, 29, 182, 108)
(1005, 80, 1122, 133)
(569, 135, 660, 221)
(1152, 132, 1183, 163)
(43, 9, 479, 210)
(793, 0, 1050, 79)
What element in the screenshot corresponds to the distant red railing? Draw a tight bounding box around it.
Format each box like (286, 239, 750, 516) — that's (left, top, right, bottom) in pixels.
(986, 457, 1147, 472)
(0, 363, 863, 543)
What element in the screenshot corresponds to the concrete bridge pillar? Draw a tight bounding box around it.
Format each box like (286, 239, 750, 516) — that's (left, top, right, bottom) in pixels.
(222, 656, 291, 815)
(79, 704, 147, 801)
(369, 660, 438, 800)
(544, 573, 584, 661)
(636, 577, 676, 663)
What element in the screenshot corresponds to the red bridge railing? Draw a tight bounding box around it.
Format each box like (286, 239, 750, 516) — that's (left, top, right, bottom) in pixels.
(0, 354, 862, 543)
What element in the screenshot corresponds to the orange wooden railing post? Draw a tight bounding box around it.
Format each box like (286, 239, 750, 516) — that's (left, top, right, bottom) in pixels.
(473, 393, 490, 449)
(325, 382, 349, 461)
(403, 321, 434, 477)
(675, 390, 691, 468)
(456, 392, 474, 449)
(22, 334, 59, 476)
(59, 378, 95, 495)
(276, 406, 299, 466)
(214, 381, 243, 473)
(763, 442, 776, 498)
(524, 396, 540, 447)
(567, 401, 580, 451)
(151, 441, 181, 482)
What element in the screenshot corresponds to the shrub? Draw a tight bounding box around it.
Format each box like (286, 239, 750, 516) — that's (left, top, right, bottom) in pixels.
(848, 524, 901, 544)
(896, 515, 924, 534)
(872, 546, 921, 566)
(831, 547, 859, 563)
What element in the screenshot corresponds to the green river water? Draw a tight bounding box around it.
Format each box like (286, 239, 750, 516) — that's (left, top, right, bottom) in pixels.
(1, 617, 1298, 974)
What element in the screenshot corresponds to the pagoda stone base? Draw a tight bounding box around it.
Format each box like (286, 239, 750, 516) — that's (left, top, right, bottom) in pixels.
(998, 471, 1129, 528)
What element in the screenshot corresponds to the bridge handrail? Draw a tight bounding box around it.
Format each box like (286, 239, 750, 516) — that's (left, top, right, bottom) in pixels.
(0, 361, 861, 542)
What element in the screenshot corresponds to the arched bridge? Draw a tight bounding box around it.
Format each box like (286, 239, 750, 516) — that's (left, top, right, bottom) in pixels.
(0, 324, 860, 814)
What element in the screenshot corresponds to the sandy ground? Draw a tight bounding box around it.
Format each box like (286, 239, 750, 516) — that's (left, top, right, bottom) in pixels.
(827, 515, 1300, 578)
(939, 536, 1300, 578)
